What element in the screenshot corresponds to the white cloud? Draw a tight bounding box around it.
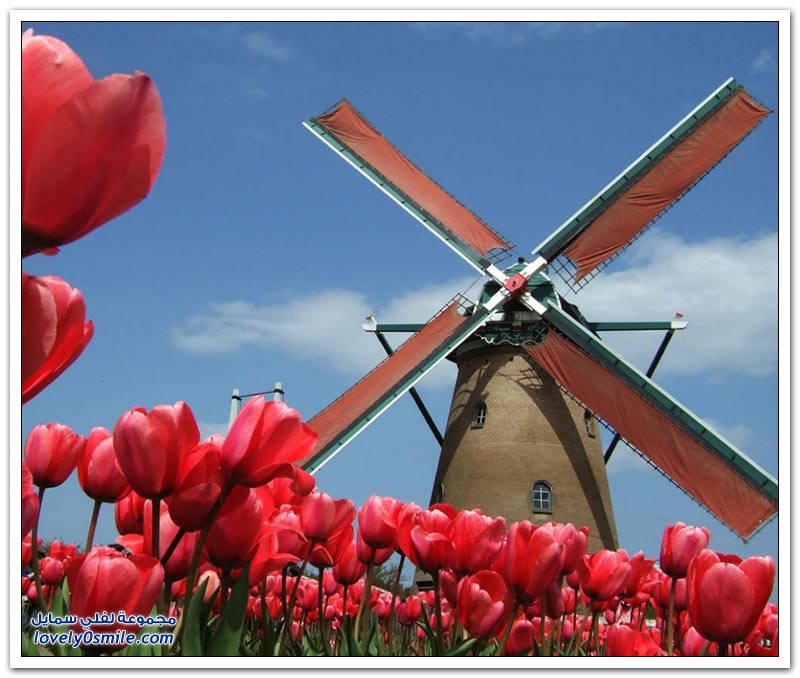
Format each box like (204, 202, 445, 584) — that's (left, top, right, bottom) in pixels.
(560, 229, 778, 378)
(171, 276, 477, 390)
(245, 30, 292, 61)
(751, 48, 776, 74)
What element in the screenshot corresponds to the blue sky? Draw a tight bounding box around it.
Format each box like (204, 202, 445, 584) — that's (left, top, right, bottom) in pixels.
(17, 16, 784, 597)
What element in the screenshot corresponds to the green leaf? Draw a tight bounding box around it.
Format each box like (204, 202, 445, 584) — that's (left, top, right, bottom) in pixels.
(343, 616, 363, 657)
(21, 631, 42, 657)
(446, 637, 478, 657)
(208, 566, 250, 657)
(181, 578, 210, 657)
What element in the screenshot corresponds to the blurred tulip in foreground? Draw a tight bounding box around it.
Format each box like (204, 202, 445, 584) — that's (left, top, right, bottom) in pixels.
(22, 273, 93, 404)
(22, 30, 166, 256)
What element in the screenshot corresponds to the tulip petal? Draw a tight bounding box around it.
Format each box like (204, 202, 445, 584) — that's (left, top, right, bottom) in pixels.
(23, 72, 166, 250)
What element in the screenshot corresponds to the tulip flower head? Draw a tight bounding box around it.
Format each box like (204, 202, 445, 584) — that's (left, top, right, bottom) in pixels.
(113, 401, 199, 499)
(456, 570, 514, 639)
(22, 273, 94, 403)
(221, 397, 317, 487)
(22, 30, 166, 256)
(78, 427, 131, 503)
(660, 522, 710, 579)
(499, 521, 563, 605)
(24, 422, 85, 489)
(687, 549, 775, 645)
(66, 546, 164, 650)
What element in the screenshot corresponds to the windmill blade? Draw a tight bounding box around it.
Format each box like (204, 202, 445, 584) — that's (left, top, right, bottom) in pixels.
(304, 99, 514, 273)
(520, 300, 777, 541)
(299, 296, 493, 474)
(534, 78, 771, 291)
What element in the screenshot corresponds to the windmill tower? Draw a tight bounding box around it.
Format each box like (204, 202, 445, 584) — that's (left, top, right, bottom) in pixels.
(296, 78, 778, 545)
(429, 265, 619, 552)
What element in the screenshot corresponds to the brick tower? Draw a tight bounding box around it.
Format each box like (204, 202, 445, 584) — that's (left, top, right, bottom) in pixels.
(428, 270, 618, 553)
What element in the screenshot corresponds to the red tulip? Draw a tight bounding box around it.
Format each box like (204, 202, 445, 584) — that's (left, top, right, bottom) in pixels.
(78, 427, 131, 503)
(221, 397, 317, 487)
(504, 616, 535, 656)
(397, 595, 423, 626)
(332, 541, 366, 587)
(682, 625, 718, 656)
(205, 486, 264, 570)
(165, 435, 226, 532)
(298, 491, 354, 543)
(21, 30, 166, 256)
(457, 570, 513, 639)
(267, 467, 316, 507)
(113, 401, 199, 499)
(115, 491, 146, 535)
(22, 273, 94, 403)
(537, 521, 589, 575)
(687, 549, 775, 645)
(22, 460, 40, 537)
(660, 522, 710, 579)
(399, 507, 455, 575)
(143, 500, 197, 581)
(357, 495, 403, 550)
(499, 521, 563, 605)
(648, 568, 688, 611)
(356, 531, 394, 566)
(66, 546, 164, 649)
(605, 623, 666, 656)
(249, 523, 301, 585)
(577, 549, 631, 602)
(447, 509, 505, 576)
(621, 550, 656, 605)
(24, 422, 85, 488)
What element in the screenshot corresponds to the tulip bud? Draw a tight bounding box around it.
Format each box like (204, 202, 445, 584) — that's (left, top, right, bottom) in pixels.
(24, 422, 85, 489)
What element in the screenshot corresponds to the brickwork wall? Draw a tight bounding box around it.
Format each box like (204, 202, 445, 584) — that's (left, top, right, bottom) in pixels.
(431, 340, 618, 552)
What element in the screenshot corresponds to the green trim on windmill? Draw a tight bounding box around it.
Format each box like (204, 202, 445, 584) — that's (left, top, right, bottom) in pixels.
(304, 117, 495, 273)
(543, 300, 778, 504)
(303, 302, 497, 474)
(535, 78, 742, 261)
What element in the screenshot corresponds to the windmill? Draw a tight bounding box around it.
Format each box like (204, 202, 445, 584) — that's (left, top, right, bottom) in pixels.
(295, 77, 778, 551)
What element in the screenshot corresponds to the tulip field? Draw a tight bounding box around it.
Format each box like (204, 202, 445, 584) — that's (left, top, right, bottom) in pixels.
(19, 28, 780, 661)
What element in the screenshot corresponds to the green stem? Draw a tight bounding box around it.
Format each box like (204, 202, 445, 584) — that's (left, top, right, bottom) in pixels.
(541, 589, 549, 656)
(386, 553, 405, 651)
(432, 572, 444, 655)
(151, 498, 161, 560)
(495, 601, 520, 656)
(278, 550, 312, 655)
(160, 527, 186, 568)
(85, 499, 102, 551)
(666, 577, 677, 655)
(219, 569, 231, 616)
(174, 481, 234, 648)
(591, 608, 600, 656)
(30, 487, 46, 612)
(259, 580, 271, 657)
(317, 567, 329, 655)
(355, 556, 375, 642)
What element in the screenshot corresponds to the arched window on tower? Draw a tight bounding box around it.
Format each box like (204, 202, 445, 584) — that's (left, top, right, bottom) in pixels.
(472, 401, 487, 428)
(531, 481, 553, 513)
